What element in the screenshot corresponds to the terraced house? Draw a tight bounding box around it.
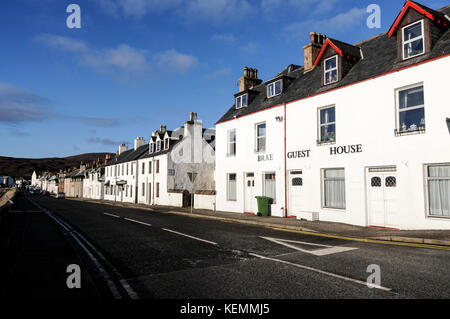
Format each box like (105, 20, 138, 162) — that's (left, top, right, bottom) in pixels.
(103, 113, 216, 209)
(215, 1, 450, 230)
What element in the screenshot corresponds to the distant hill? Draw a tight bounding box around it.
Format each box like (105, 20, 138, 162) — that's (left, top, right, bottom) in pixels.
(0, 153, 114, 178)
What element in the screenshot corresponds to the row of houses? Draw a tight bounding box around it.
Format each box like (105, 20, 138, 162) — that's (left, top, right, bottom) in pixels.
(32, 112, 217, 210)
(33, 1, 450, 230)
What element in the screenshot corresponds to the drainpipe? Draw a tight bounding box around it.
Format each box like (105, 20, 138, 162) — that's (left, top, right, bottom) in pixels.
(284, 103, 288, 218)
(152, 159, 155, 205)
(135, 160, 139, 204)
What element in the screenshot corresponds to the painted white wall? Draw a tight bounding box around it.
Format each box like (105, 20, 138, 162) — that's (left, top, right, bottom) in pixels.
(194, 194, 216, 210)
(216, 55, 450, 229)
(104, 161, 137, 203)
(215, 106, 286, 217)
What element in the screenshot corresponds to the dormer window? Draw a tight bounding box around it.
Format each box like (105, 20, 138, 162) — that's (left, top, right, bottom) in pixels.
(324, 56, 338, 85)
(403, 20, 424, 60)
(267, 80, 282, 98)
(150, 143, 154, 153)
(157, 141, 161, 151)
(236, 94, 248, 109)
(164, 138, 169, 150)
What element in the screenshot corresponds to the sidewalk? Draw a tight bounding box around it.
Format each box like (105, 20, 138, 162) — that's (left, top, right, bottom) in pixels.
(70, 197, 450, 247)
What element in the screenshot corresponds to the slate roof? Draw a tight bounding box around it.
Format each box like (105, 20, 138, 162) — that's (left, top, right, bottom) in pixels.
(106, 144, 150, 167)
(325, 38, 362, 59)
(217, 4, 450, 124)
(139, 139, 182, 160)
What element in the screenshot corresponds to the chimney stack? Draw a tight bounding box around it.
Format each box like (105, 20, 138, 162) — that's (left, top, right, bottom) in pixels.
(118, 143, 127, 155)
(238, 66, 262, 93)
(303, 32, 326, 73)
(134, 137, 145, 151)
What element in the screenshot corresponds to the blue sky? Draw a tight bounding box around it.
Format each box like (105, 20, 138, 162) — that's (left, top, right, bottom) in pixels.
(0, 0, 447, 158)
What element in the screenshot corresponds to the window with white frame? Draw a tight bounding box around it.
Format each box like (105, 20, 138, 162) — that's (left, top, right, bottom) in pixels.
(228, 129, 236, 156)
(236, 94, 248, 109)
(427, 164, 450, 218)
(267, 80, 282, 98)
(157, 141, 161, 151)
(256, 122, 266, 153)
(318, 106, 336, 143)
(324, 56, 338, 85)
(322, 168, 346, 209)
(264, 173, 276, 204)
(403, 20, 424, 60)
(227, 173, 237, 201)
(397, 84, 425, 133)
(150, 143, 154, 153)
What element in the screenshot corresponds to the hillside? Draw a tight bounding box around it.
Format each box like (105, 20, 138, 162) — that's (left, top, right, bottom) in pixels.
(0, 153, 114, 178)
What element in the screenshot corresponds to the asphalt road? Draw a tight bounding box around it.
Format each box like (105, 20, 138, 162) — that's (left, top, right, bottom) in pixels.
(19, 194, 450, 299)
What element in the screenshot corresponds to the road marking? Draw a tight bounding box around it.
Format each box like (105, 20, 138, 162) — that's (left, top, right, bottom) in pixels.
(261, 236, 358, 256)
(162, 228, 217, 246)
(249, 253, 393, 292)
(104, 212, 120, 218)
(27, 196, 138, 299)
(124, 218, 152, 227)
(269, 227, 450, 251)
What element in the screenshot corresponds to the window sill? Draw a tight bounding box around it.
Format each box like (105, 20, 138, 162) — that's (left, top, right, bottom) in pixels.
(226, 153, 236, 158)
(317, 140, 336, 146)
(394, 127, 425, 136)
(321, 206, 346, 212)
(426, 215, 450, 220)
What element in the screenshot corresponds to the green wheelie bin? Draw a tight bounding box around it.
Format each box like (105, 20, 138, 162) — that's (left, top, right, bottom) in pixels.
(255, 196, 270, 217)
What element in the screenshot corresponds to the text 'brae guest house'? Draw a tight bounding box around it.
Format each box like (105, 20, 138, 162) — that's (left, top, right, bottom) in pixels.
(215, 1, 450, 230)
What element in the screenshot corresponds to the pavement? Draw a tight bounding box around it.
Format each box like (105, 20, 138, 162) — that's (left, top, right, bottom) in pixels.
(68, 197, 450, 247)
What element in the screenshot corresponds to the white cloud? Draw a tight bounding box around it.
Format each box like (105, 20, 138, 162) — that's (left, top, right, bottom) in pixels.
(285, 7, 367, 39)
(262, 0, 338, 14)
(0, 82, 52, 124)
(204, 67, 231, 79)
(211, 33, 237, 45)
(241, 42, 260, 54)
(183, 0, 252, 23)
(94, 0, 254, 23)
(36, 34, 198, 76)
(154, 50, 199, 74)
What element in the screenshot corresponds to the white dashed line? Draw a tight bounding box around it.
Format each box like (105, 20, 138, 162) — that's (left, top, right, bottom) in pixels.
(124, 218, 152, 227)
(162, 228, 217, 246)
(104, 212, 120, 218)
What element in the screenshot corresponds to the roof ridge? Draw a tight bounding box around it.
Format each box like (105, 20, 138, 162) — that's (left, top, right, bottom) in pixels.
(354, 32, 387, 46)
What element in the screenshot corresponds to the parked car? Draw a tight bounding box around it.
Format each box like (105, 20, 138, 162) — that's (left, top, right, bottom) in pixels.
(56, 192, 65, 199)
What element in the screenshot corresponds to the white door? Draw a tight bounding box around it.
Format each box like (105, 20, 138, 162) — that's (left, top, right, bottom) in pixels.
(289, 171, 304, 215)
(244, 173, 255, 213)
(367, 169, 398, 228)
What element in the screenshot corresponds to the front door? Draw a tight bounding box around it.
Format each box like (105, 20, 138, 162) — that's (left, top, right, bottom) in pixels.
(244, 173, 255, 213)
(288, 171, 304, 216)
(367, 168, 398, 228)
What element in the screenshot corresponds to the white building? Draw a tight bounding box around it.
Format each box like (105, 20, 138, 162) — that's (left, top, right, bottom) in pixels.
(31, 171, 38, 187)
(83, 165, 105, 200)
(215, 1, 450, 230)
(137, 113, 216, 209)
(104, 139, 149, 203)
